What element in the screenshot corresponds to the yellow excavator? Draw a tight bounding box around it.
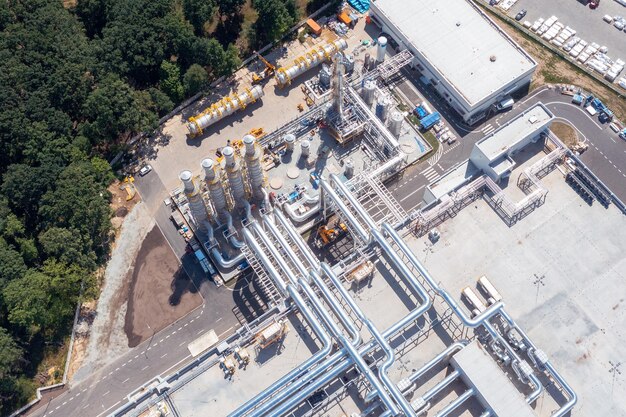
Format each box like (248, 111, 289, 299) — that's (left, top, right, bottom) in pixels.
(316, 222, 348, 247)
(251, 52, 276, 84)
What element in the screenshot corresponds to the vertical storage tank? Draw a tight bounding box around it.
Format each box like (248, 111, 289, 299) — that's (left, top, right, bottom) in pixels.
(375, 95, 391, 122)
(300, 140, 311, 159)
(180, 171, 208, 235)
(364, 53, 372, 70)
(389, 111, 404, 137)
(376, 36, 388, 62)
(284, 134, 296, 152)
(362, 79, 376, 106)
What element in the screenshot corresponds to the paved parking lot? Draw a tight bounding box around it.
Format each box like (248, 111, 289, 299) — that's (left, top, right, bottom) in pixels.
(507, 0, 626, 62)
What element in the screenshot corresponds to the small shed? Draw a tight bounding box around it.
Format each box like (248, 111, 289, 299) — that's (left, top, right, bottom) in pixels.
(306, 18, 322, 36)
(337, 11, 354, 28)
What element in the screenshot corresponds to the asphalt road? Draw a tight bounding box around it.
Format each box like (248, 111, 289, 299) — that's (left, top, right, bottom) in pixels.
(28, 78, 625, 417)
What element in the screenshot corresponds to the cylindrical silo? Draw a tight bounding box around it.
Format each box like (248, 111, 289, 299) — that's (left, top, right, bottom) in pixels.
(243, 135, 265, 201)
(376, 36, 388, 63)
(222, 146, 246, 205)
(344, 159, 355, 178)
(202, 158, 228, 215)
(389, 111, 404, 137)
(375, 95, 391, 122)
(301, 140, 310, 159)
(284, 134, 296, 152)
(180, 170, 208, 235)
(364, 53, 371, 70)
(362, 80, 376, 106)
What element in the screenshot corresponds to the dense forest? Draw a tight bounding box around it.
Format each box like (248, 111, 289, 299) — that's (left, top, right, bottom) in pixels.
(0, 0, 340, 412)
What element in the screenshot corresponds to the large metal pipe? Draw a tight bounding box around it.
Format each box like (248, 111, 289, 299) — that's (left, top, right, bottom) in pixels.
(273, 210, 319, 269)
(242, 227, 287, 294)
(330, 174, 377, 230)
(500, 310, 577, 417)
(298, 280, 400, 416)
(276, 38, 348, 87)
(187, 86, 264, 136)
(381, 223, 505, 328)
(320, 179, 368, 241)
(434, 388, 474, 417)
(420, 369, 460, 403)
(283, 200, 321, 223)
(403, 342, 467, 390)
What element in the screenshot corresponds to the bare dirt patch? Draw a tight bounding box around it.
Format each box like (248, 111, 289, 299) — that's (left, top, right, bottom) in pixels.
(124, 226, 203, 347)
(551, 121, 578, 148)
(109, 178, 140, 231)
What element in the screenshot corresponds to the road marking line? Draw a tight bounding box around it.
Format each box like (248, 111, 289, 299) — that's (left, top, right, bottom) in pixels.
(103, 391, 110, 396)
(161, 353, 168, 358)
(179, 341, 187, 346)
(400, 185, 426, 202)
(159, 338, 164, 343)
(142, 365, 150, 371)
(135, 354, 139, 359)
(218, 326, 235, 339)
(83, 404, 90, 409)
(184, 323, 189, 327)
(115, 368, 120, 371)
(122, 377, 129, 383)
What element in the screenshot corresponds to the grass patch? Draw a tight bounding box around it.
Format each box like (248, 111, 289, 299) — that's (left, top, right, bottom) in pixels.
(406, 114, 439, 160)
(551, 121, 578, 148)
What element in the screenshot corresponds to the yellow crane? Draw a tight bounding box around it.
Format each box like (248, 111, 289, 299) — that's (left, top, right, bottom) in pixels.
(251, 52, 276, 84)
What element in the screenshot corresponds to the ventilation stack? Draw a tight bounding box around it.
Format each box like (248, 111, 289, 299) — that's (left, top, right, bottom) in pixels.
(179, 171, 208, 236)
(377, 36, 388, 63)
(222, 146, 247, 206)
(243, 135, 266, 201)
(331, 53, 345, 118)
(202, 158, 228, 220)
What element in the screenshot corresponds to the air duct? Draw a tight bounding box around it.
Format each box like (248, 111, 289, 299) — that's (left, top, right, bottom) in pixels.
(179, 170, 208, 236)
(243, 135, 266, 201)
(222, 146, 247, 205)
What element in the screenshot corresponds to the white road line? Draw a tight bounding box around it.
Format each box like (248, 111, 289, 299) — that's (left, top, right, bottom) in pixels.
(142, 365, 150, 371)
(83, 404, 90, 409)
(122, 377, 129, 383)
(161, 353, 168, 359)
(218, 326, 235, 339)
(179, 341, 187, 346)
(400, 185, 426, 202)
(102, 391, 110, 396)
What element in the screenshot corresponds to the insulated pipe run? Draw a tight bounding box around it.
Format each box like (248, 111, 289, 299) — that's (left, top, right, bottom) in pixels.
(320, 179, 369, 241)
(381, 223, 505, 327)
(421, 369, 460, 402)
(273, 209, 319, 269)
(330, 174, 378, 230)
(298, 280, 400, 417)
(205, 219, 246, 269)
(434, 388, 475, 417)
(499, 311, 577, 417)
(405, 342, 467, 389)
(242, 228, 288, 295)
(251, 221, 298, 288)
(283, 200, 321, 223)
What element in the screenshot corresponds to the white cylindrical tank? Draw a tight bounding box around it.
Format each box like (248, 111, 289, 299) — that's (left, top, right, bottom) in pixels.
(243, 135, 265, 201)
(362, 79, 376, 106)
(202, 158, 228, 215)
(222, 146, 247, 204)
(376, 36, 388, 62)
(276, 38, 348, 87)
(284, 134, 296, 152)
(180, 170, 208, 235)
(389, 111, 404, 137)
(300, 140, 310, 158)
(344, 159, 355, 178)
(187, 85, 264, 137)
(375, 95, 391, 122)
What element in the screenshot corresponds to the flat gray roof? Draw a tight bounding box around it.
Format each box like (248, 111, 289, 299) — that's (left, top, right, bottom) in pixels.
(452, 341, 536, 417)
(476, 104, 553, 161)
(372, 0, 536, 105)
(427, 160, 478, 201)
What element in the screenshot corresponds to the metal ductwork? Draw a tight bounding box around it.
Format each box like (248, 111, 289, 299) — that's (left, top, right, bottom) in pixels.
(276, 38, 348, 87)
(202, 158, 228, 217)
(179, 170, 208, 236)
(187, 85, 264, 137)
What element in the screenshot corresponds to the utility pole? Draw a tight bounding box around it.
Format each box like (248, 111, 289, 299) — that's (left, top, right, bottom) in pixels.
(532, 273, 545, 304)
(609, 361, 622, 397)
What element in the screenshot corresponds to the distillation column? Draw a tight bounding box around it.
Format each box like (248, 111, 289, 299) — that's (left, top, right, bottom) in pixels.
(331, 53, 345, 117)
(243, 135, 266, 202)
(179, 171, 209, 236)
(202, 158, 228, 220)
(222, 146, 247, 206)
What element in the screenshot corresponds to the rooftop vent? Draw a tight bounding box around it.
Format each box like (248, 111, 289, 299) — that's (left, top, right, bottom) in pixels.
(456, 21, 461, 27)
(490, 55, 497, 62)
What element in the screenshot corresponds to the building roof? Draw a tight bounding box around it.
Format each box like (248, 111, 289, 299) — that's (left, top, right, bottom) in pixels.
(475, 104, 553, 161)
(372, 0, 536, 106)
(426, 160, 478, 202)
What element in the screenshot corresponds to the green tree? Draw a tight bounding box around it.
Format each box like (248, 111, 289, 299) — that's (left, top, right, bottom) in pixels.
(75, 0, 109, 38)
(159, 61, 185, 103)
(223, 43, 242, 75)
(183, 0, 216, 35)
(0, 238, 27, 287)
(147, 88, 174, 116)
(216, 0, 246, 15)
(82, 76, 157, 144)
(0, 327, 22, 379)
(253, 0, 297, 46)
(39, 227, 97, 270)
(183, 64, 208, 96)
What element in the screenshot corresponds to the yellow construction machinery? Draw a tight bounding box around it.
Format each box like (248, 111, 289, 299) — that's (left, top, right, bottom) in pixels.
(249, 127, 265, 138)
(316, 222, 348, 247)
(251, 52, 276, 84)
(120, 176, 136, 201)
(297, 103, 304, 112)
